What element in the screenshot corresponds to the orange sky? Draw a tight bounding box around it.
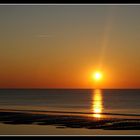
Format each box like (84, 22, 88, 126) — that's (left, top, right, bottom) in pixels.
(0, 5, 140, 89)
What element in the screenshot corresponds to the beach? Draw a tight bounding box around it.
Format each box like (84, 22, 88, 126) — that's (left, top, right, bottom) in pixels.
(0, 109, 140, 135)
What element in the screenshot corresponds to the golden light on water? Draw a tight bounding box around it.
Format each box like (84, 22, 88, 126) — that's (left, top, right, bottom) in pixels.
(92, 89, 103, 118)
(94, 113, 101, 118)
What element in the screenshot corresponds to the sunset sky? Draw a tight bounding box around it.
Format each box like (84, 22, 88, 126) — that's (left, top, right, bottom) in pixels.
(0, 5, 140, 88)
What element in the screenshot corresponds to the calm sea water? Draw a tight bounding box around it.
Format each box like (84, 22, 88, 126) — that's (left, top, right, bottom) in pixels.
(0, 89, 140, 115)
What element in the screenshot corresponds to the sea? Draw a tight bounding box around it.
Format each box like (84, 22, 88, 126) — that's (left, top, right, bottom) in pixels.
(0, 89, 140, 135)
(0, 89, 140, 116)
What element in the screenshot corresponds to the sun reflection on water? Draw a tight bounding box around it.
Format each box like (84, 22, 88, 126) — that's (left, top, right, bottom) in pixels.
(92, 89, 103, 118)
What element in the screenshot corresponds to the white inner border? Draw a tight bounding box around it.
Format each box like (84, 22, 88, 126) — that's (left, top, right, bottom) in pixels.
(0, 3, 139, 136)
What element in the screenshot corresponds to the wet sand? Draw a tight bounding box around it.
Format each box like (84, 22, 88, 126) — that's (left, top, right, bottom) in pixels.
(0, 109, 140, 131)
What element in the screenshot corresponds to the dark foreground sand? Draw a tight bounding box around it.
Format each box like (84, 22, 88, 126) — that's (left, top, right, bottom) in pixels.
(0, 109, 140, 130)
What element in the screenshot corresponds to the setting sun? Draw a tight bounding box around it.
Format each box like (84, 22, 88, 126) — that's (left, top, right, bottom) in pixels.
(93, 72, 102, 81)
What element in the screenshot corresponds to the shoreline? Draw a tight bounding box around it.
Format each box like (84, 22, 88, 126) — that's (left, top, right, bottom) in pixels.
(0, 108, 140, 117)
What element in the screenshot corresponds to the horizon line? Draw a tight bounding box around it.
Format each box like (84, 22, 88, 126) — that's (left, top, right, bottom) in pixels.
(0, 88, 140, 90)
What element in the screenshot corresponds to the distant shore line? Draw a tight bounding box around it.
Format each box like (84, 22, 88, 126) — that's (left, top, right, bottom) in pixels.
(1, 88, 140, 90)
(0, 108, 140, 117)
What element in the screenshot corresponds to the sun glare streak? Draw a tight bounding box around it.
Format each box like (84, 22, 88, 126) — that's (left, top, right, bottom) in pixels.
(98, 7, 116, 69)
(92, 89, 103, 118)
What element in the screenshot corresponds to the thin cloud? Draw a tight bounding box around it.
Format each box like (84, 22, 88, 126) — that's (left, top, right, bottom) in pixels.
(37, 34, 52, 38)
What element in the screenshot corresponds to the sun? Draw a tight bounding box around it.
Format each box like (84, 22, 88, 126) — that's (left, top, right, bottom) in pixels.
(93, 71, 102, 81)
